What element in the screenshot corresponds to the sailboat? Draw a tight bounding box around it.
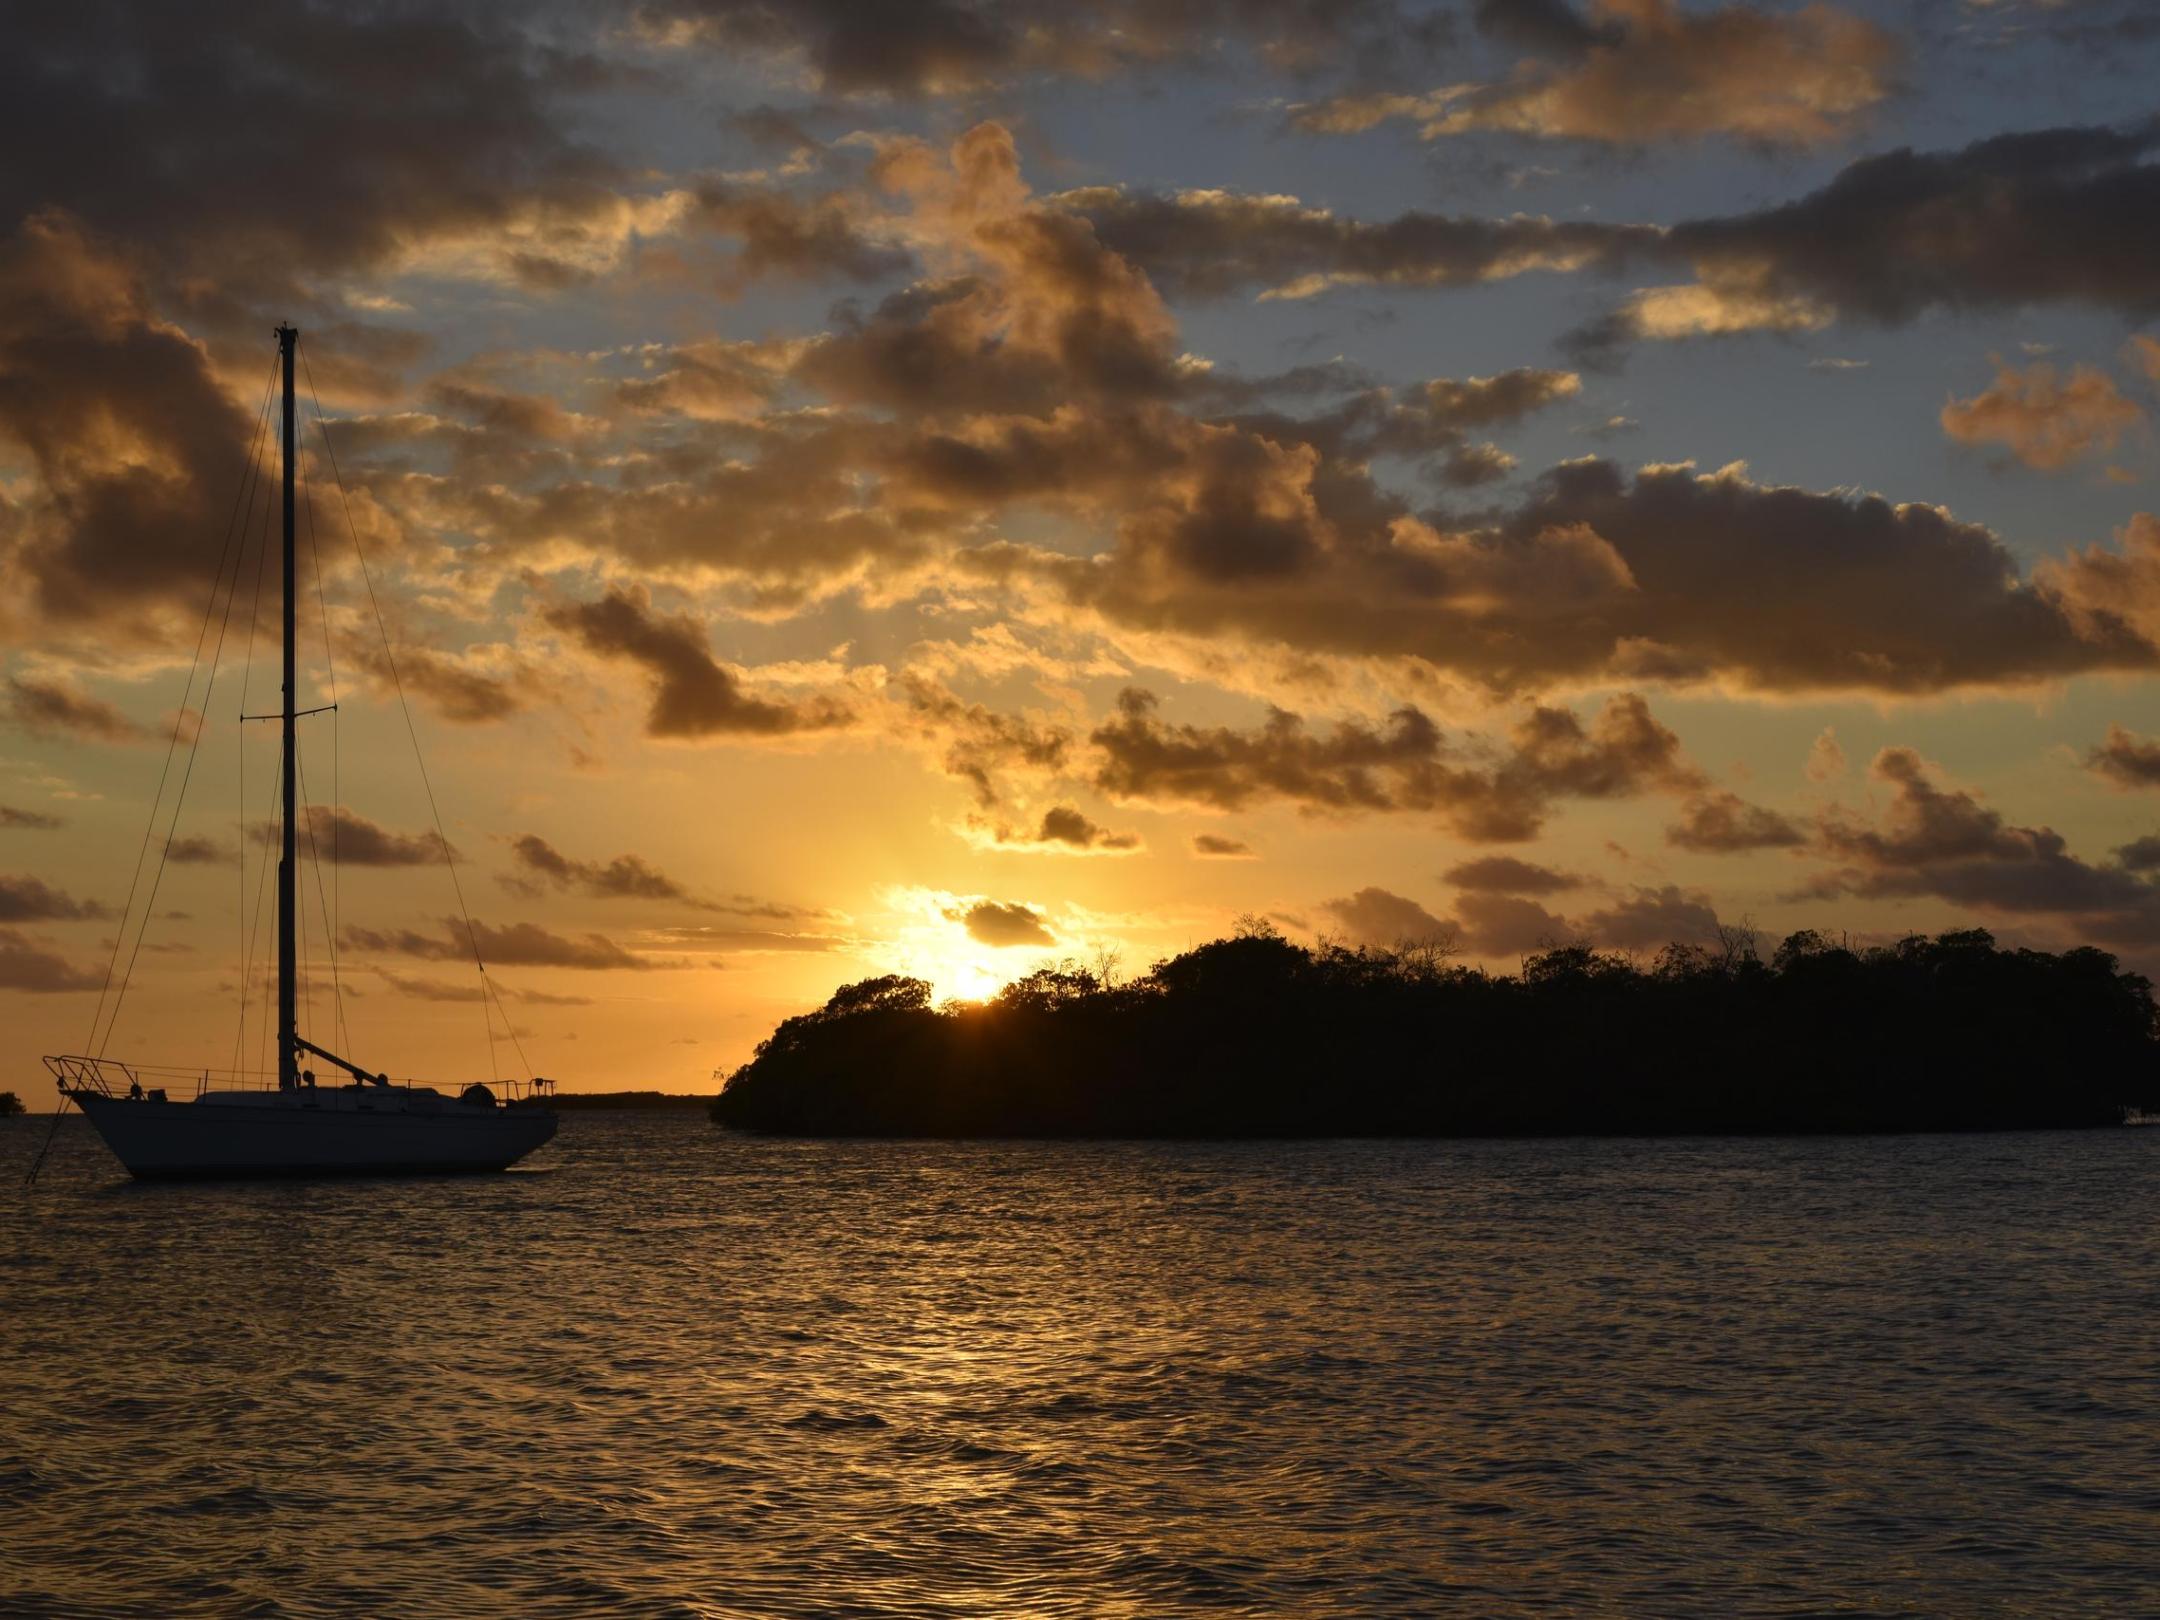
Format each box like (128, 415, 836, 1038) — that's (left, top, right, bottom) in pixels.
(45, 326, 558, 1178)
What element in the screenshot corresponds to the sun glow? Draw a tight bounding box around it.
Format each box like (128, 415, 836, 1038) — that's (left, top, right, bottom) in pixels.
(873, 886, 1057, 1005)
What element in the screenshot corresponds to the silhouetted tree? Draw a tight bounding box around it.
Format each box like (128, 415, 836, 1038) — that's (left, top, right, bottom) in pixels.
(0, 1090, 23, 1118)
(710, 929, 2160, 1138)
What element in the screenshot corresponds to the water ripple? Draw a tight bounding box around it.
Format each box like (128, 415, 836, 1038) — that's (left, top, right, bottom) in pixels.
(4, 1118, 2159, 1615)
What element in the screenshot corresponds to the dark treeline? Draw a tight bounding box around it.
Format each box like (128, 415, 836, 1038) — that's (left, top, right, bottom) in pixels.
(712, 924, 2160, 1137)
(0, 1090, 23, 1118)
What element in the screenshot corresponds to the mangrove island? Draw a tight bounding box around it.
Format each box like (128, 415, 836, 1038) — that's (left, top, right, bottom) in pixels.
(711, 925, 2160, 1137)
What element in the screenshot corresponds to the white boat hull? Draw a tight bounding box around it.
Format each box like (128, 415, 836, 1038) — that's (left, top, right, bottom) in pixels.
(71, 1091, 557, 1179)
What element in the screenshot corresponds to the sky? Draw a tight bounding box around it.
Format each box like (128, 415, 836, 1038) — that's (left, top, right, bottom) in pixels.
(4, 0, 2160, 1102)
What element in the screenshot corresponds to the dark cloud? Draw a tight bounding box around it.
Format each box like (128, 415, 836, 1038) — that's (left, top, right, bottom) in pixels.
(369, 966, 594, 1007)
(343, 641, 532, 726)
(636, 0, 1452, 98)
(1473, 0, 1621, 58)
(0, 218, 257, 625)
(1204, 368, 1580, 492)
(1442, 854, 1583, 894)
(1071, 184, 1654, 301)
(546, 586, 853, 739)
(1666, 790, 1806, 853)
(0, 874, 107, 922)
(1321, 884, 1452, 946)
(1090, 687, 1698, 841)
(1191, 832, 1256, 858)
(256, 806, 453, 867)
(1450, 890, 1571, 954)
(1807, 748, 2160, 947)
(898, 674, 1073, 808)
(164, 835, 233, 865)
(2117, 836, 2160, 872)
(1, 1, 621, 299)
(341, 916, 655, 970)
(505, 834, 694, 900)
(0, 929, 102, 990)
(1027, 455, 2159, 700)
(3, 673, 148, 744)
(956, 899, 1055, 947)
(1578, 884, 1722, 950)
(1297, 0, 1901, 147)
(1092, 689, 1445, 813)
(1084, 122, 2160, 356)
(2087, 724, 2160, 790)
(0, 805, 64, 830)
(1579, 122, 2160, 353)
(975, 805, 1142, 853)
(694, 179, 913, 288)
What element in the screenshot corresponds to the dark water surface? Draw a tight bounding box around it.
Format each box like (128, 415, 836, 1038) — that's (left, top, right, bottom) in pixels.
(4, 1115, 2157, 1618)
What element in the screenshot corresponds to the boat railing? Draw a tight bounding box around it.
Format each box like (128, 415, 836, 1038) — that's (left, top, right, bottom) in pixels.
(42, 1054, 559, 1105)
(43, 1054, 143, 1098)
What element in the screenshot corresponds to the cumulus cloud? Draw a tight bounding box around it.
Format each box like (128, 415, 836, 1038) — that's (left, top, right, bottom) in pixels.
(1442, 854, 1584, 893)
(2087, 724, 2160, 789)
(1090, 686, 1699, 841)
(1297, 0, 1901, 148)
(0, 805, 64, 830)
(1666, 789, 1806, 853)
(1020, 455, 2159, 701)
(1098, 122, 2160, 359)
(0, 929, 102, 990)
(1805, 727, 1847, 783)
(2040, 515, 2160, 652)
(1941, 359, 2143, 471)
(546, 586, 854, 739)
(256, 807, 453, 867)
(1432, 877, 1722, 955)
(1577, 883, 1722, 948)
(0, 874, 108, 922)
(2, 674, 150, 743)
(342, 641, 535, 726)
(504, 834, 692, 899)
(1580, 122, 2160, 352)
(897, 673, 1074, 808)
(692, 178, 913, 290)
(970, 805, 1142, 853)
(955, 899, 1055, 946)
(0, 218, 259, 627)
(1320, 885, 1453, 946)
(1807, 747, 2160, 946)
(1450, 890, 1572, 954)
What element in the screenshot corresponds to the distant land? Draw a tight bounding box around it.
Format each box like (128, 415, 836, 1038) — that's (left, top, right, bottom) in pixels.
(711, 926, 2160, 1138)
(545, 1090, 718, 1111)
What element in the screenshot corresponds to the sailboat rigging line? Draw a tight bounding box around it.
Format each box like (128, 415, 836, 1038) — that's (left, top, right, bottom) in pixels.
(96, 417, 283, 1062)
(294, 745, 349, 1058)
(298, 341, 507, 1084)
(485, 970, 536, 1084)
(233, 455, 284, 1083)
(301, 448, 347, 1054)
(231, 753, 284, 1090)
(83, 357, 279, 1060)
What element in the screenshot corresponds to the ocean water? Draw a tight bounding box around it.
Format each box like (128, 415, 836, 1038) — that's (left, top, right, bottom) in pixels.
(3, 1114, 2157, 1618)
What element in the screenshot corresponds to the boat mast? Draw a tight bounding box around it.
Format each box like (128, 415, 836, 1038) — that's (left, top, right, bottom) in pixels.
(277, 324, 298, 1091)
